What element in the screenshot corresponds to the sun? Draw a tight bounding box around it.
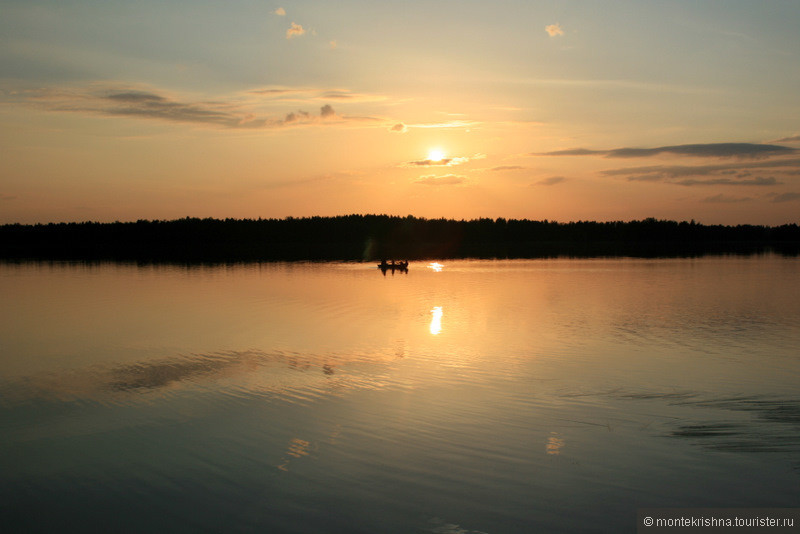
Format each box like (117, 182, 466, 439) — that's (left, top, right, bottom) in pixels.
(427, 148, 446, 162)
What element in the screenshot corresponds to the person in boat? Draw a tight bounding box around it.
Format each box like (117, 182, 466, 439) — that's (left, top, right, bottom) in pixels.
(377, 259, 409, 270)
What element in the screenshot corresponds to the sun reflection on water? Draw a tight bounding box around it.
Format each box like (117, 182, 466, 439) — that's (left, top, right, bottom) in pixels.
(278, 437, 313, 471)
(430, 306, 443, 335)
(428, 262, 444, 272)
(546, 432, 564, 455)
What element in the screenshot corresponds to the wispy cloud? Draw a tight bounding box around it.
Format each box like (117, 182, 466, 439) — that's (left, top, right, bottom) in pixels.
(70, 88, 264, 127)
(539, 143, 796, 159)
(389, 123, 408, 133)
(404, 120, 480, 130)
(286, 22, 305, 39)
(316, 90, 387, 102)
(404, 158, 463, 167)
(277, 104, 341, 125)
(769, 192, 800, 203)
(535, 176, 566, 186)
(674, 176, 779, 187)
(250, 87, 387, 104)
(701, 194, 753, 203)
(603, 158, 800, 179)
(775, 134, 800, 143)
(10, 84, 368, 129)
(0, 193, 17, 201)
(402, 154, 485, 168)
(602, 158, 800, 187)
(248, 88, 306, 96)
(491, 165, 525, 171)
(545, 23, 564, 37)
(415, 174, 467, 185)
(274, 7, 286, 16)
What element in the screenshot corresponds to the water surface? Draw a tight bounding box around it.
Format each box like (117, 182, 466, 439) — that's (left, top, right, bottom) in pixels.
(1, 257, 798, 533)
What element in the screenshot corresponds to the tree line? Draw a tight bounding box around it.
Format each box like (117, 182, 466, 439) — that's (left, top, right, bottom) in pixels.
(1, 215, 798, 261)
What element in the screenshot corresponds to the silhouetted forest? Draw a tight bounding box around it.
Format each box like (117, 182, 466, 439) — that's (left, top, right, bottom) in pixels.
(1, 215, 798, 262)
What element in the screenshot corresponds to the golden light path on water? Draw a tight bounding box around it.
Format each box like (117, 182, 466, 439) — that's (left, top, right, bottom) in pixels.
(427, 262, 445, 335)
(429, 306, 443, 336)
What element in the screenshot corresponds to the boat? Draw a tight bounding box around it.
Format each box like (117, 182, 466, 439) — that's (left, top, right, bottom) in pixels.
(377, 260, 409, 272)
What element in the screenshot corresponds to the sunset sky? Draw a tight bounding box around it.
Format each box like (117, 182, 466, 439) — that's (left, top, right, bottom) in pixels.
(2, 1, 799, 225)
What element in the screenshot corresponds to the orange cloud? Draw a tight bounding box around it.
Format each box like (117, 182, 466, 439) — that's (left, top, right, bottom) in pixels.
(415, 174, 467, 185)
(535, 176, 566, 186)
(286, 22, 305, 39)
(546, 23, 564, 37)
(402, 154, 484, 167)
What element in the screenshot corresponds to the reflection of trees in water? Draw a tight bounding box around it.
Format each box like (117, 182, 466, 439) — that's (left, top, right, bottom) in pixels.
(108, 354, 244, 391)
(561, 389, 800, 470)
(108, 350, 321, 391)
(668, 396, 800, 458)
(607, 390, 800, 467)
(0, 348, 399, 406)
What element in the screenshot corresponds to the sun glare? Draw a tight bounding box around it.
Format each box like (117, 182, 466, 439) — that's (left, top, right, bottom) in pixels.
(429, 306, 443, 335)
(427, 149, 445, 162)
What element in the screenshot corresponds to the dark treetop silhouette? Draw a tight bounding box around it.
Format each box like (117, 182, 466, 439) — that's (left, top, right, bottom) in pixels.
(1, 215, 798, 262)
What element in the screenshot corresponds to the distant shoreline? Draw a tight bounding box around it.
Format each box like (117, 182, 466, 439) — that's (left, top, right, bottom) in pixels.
(1, 215, 798, 262)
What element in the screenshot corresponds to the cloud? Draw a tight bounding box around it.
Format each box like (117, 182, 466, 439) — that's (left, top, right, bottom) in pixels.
(539, 143, 796, 159)
(405, 158, 457, 167)
(604, 158, 800, 179)
(770, 192, 800, 203)
(12, 84, 365, 129)
(491, 165, 525, 171)
(286, 22, 305, 39)
(329, 40, 337, 49)
(320, 104, 335, 118)
(404, 120, 480, 130)
(92, 89, 265, 128)
(283, 110, 310, 124)
(775, 134, 800, 143)
(415, 174, 467, 185)
(546, 23, 564, 37)
(250, 87, 387, 104)
(320, 91, 354, 100)
(274, 7, 286, 16)
(541, 148, 598, 156)
(674, 176, 779, 186)
(402, 154, 485, 168)
(0, 193, 17, 201)
(602, 158, 800, 189)
(390, 123, 408, 133)
(536, 176, 566, 186)
(249, 88, 307, 96)
(316, 90, 386, 102)
(701, 194, 753, 203)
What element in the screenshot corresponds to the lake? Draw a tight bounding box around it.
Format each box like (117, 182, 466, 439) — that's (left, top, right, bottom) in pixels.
(1, 257, 798, 533)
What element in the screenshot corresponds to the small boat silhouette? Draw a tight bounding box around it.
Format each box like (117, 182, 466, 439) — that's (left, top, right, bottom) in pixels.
(377, 260, 409, 272)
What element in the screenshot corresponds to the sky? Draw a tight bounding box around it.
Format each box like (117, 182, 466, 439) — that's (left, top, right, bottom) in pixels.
(1, 0, 799, 225)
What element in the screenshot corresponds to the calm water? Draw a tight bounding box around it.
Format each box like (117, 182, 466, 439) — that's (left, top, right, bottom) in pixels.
(1, 257, 799, 533)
